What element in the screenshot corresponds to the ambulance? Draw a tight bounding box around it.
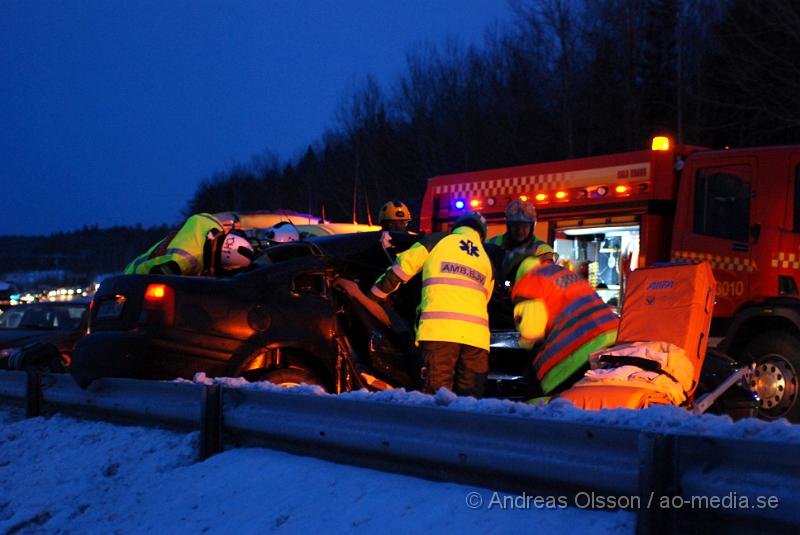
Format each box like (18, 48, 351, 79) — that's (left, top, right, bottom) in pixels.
(420, 136, 800, 419)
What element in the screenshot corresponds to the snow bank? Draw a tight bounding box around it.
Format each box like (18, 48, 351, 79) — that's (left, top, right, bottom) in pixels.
(0, 408, 633, 534)
(188, 373, 800, 444)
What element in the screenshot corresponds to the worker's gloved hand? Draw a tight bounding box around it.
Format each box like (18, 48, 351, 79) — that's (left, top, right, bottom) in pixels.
(380, 232, 394, 250)
(519, 336, 538, 351)
(332, 277, 359, 294)
(513, 299, 547, 341)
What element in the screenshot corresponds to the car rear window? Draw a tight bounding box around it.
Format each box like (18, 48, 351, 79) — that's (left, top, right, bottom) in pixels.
(0, 303, 87, 329)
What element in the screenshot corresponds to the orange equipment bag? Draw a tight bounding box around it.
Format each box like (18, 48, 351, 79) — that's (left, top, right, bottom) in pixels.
(557, 262, 716, 410)
(617, 261, 716, 395)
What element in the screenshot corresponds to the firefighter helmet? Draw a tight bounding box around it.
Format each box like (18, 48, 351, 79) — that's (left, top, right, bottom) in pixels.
(505, 199, 537, 224)
(217, 230, 255, 271)
(379, 201, 411, 223)
(453, 211, 488, 241)
(265, 222, 300, 243)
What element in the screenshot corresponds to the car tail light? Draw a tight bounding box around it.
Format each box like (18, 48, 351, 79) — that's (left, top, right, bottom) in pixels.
(142, 283, 175, 326)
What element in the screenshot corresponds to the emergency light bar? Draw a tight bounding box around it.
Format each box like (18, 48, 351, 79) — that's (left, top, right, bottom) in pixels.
(451, 180, 648, 212)
(651, 136, 671, 151)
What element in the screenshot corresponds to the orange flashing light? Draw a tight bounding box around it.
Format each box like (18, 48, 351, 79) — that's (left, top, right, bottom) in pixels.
(615, 185, 629, 194)
(470, 199, 480, 208)
(555, 191, 567, 200)
(145, 284, 167, 300)
(535, 193, 547, 202)
(519, 195, 528, 202)
(651, 136, 670, 151)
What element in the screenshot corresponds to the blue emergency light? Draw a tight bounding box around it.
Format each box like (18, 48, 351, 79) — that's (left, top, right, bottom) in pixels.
(454, 199, 465, 210)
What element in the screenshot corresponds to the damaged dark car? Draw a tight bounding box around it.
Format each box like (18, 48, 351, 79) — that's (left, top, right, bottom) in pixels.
(71, 232, 425, 392)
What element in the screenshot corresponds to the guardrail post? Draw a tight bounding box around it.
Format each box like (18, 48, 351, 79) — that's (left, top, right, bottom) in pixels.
(199, 384, 223, 461)
(25, 371, 42, 418)
(637, 433, 678, 535)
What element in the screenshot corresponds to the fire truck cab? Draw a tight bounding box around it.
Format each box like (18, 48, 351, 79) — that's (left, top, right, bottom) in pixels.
(420, 137, 800, 419)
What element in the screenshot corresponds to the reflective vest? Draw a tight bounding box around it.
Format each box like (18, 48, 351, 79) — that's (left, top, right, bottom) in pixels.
(512, 264, 618, 394)
(124, 213, 223, 276)
(373, 227, 494, 350)
(485, 233, 555, 281)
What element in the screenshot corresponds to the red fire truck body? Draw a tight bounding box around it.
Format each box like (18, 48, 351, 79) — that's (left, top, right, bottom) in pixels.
(420, 138, 800, 418)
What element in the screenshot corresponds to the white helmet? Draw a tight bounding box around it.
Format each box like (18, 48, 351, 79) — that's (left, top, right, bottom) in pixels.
(218, 231, 255, 271)
(265, 222, 300, 244)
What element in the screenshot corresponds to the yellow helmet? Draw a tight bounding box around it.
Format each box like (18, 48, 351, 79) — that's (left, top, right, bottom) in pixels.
(379, 200, 411, 223)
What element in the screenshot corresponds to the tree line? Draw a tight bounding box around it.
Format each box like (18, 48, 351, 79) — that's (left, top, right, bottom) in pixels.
(185, 0, 800, 224)
(0, 225, 170, 281)
(4, 0, 798, 278)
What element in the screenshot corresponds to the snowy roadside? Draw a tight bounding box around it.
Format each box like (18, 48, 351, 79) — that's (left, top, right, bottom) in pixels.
(0, 409, 633, 534)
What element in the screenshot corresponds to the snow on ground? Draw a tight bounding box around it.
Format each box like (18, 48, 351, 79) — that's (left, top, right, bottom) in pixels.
(0, 408, 633, 534)
(189, 373, 800, 444)
(2, 373, 797, 533)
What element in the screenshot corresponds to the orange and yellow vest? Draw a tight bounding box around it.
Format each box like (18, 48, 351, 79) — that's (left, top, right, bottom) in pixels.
(512, 263, 618, 393)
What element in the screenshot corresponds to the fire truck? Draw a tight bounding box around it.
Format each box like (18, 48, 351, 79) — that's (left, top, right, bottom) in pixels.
(420, 136, 800, 420)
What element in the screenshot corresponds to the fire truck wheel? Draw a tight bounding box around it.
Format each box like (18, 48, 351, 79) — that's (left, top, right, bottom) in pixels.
(744, 332, 800, 421)
(260, 367, 325, 390)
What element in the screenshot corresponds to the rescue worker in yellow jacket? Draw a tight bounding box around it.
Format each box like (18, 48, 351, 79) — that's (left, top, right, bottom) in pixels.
(511, 257, 618, 396)
(485, 199, 555, 282)
(370, 212, 494, 397)
(124, 213, 254, 276)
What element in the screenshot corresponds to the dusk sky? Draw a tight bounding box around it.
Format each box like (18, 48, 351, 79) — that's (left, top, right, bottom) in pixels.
(2, 0, 511, 236)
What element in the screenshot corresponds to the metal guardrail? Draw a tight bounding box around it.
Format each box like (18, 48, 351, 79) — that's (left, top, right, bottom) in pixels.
(222, 387, 641, 494)
(0, 370, 798, 533)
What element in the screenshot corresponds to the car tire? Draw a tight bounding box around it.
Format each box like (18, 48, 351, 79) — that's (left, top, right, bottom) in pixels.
(260, 367, 323, 389)
(741, 331, 800, 421)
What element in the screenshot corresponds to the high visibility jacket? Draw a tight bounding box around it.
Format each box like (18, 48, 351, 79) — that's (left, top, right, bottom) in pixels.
(512, 263, 618, 394)
(372, 226, 494, 350)
(124, 213, 223, 276)
(485, 232, 555, 281)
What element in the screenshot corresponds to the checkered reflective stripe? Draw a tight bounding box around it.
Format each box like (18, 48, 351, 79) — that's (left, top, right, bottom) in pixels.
(431, 163, 651, 196)
(771, 252, 800, 269)
(671, 250, 756, 272)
